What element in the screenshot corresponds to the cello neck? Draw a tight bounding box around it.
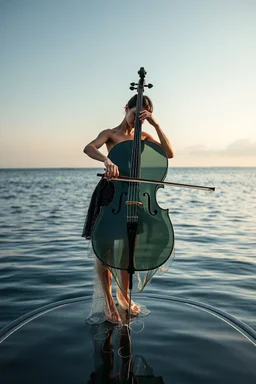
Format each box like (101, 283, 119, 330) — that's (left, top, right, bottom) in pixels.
(130, 68, 146, 178)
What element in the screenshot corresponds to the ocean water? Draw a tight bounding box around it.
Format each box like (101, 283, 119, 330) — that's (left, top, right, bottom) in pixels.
(0, 167, 255, 382)
(0, 167, 255, 333)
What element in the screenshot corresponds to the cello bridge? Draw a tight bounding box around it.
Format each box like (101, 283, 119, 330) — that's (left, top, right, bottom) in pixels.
(125, 201, 143, 207)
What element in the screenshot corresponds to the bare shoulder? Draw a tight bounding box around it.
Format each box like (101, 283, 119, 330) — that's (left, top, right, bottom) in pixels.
(94, 128, 114, 141)
(98, 128, 113, 137)
(87, 128, 113, 148)
(141, 131, 159, 144)
(100, 127, 119, 136)
(141, 131, 150, 140)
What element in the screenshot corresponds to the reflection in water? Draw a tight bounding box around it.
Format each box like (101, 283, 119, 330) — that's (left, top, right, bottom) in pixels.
(88, 312, 164, 383)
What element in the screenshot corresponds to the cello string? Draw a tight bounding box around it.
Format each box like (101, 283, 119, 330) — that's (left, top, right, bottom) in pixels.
(131, 85, 142, 220)
(129, 110, 136, 221)
(128, 103, 137, 222)
(133, 89, 142, 220)
(130, 92, 140, 221)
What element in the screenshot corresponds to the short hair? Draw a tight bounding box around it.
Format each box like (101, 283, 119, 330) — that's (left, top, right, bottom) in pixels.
(127, 95, 153, 113)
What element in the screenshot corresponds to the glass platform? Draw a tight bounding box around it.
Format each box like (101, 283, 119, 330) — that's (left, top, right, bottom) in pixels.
(0, 295, 255, 383)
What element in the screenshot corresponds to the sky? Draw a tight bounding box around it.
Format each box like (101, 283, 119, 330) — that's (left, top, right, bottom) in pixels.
(0, 0, 256, 168)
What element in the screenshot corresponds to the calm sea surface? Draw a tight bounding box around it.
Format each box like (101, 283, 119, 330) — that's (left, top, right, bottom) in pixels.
(0, 167, 255, 333)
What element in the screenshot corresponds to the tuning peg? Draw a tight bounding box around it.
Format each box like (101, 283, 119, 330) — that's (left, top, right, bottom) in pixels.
(145, 83, 153, 88)
(130, 82, 137, 86)
(130, 86, 137, 90)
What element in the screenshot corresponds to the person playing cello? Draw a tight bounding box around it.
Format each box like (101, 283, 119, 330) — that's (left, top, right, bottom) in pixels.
(82, 94, 174, 324)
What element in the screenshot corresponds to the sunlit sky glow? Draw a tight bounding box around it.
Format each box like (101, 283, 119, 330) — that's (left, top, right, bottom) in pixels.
(1, 0, 256, 167)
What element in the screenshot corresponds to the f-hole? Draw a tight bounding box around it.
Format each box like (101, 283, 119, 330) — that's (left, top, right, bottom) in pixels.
(143, 192, 158, 216)
(112, 192, 128, 214)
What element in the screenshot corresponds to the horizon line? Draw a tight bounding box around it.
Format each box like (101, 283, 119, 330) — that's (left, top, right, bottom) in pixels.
(1, 166, 256, 170)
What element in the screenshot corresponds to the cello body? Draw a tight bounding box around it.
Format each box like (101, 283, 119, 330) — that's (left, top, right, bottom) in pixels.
(91, 140, 174, 272)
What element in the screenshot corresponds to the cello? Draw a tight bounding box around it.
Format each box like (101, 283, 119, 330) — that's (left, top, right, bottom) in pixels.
(92, 68, 175, 293)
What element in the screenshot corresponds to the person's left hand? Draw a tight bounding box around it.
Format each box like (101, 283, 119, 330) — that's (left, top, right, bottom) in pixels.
(139, 110, 158, 127)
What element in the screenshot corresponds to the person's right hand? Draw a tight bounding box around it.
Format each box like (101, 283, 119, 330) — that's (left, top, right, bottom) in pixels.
(104, 158, 119, 178)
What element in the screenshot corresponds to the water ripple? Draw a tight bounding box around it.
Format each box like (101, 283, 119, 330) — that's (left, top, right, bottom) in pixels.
(0, 167, 255, 331)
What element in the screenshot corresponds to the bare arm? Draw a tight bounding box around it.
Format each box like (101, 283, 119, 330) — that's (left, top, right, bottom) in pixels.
(143, 125, 174, 158)
(83, 130, 110, 162)
(140, 111, 174, 158)
(83, 130, 119, 177)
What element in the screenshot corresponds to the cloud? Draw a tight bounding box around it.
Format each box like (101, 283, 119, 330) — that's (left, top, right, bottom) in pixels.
(183, 139, 256, 157)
